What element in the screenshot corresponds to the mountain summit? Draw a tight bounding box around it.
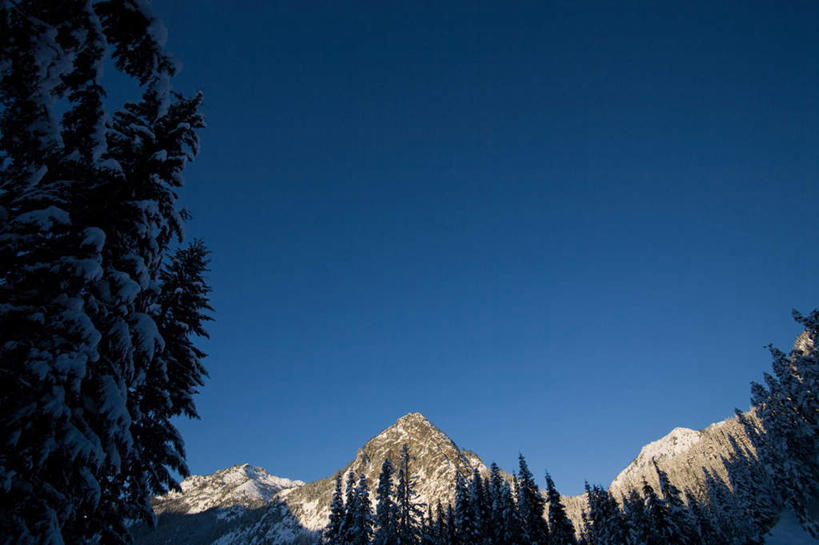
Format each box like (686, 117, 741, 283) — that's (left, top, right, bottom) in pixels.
(280, 412, 488, 530)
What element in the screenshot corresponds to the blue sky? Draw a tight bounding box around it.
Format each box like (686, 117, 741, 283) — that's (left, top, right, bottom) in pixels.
(141, 0, 818, 495)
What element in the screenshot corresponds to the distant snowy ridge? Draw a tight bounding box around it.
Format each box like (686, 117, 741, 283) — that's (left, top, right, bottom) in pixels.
(154, 463, 304, 516)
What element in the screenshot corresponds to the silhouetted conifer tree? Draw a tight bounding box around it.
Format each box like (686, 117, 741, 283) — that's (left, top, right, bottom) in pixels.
(325, 472, 346, 544)
(622, 489, 650, 545)
(396, 444, 424, 545)
(453, 472, 474, 545)
(653, 462, 693, 545)
(583, 482, 627, 545)
(346, 474, 373, 545)
(516, 455, 549, 545)
(374, 458, 398, 545)
(545, 472, 576, 545)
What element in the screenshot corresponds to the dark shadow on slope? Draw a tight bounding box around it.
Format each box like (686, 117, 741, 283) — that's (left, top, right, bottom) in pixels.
(130, 500, 318, 545)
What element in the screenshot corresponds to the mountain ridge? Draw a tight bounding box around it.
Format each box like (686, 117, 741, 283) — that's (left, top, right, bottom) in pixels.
(138, 409, 762, 544)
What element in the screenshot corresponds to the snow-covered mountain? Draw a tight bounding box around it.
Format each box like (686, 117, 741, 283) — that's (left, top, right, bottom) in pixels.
(607, 412, 757, 503)
(132, 413, 493, 544)
(279, 412, 494, 531)
(130, 464, 310, 545)
(154, 464, 304, 516)
(133, 411, 768, 544)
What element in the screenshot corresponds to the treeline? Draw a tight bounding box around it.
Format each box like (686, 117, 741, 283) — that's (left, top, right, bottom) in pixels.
(322, 438, 779, 545)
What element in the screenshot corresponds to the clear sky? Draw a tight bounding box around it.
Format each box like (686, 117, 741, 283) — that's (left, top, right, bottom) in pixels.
(141, 0, 818, 496)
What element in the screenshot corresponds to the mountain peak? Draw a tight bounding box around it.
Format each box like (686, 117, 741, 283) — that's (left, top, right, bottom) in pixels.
(280, 412, 488, 531)
(396, 412, 430, 425)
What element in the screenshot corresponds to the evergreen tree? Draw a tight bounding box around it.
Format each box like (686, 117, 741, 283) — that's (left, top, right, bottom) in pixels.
(516, 455, 549, 545)
(420, 506, 436, 545)
(653, 462, 693, 545)
(374, 458, 398, 545)
(486, 463, 505, 544)
(579, 508, 593, 545)
(433, 502, 449, 545)
(342, 469, 358, 541)
(642, 477, 681, 545)
(701, 468, 737, 545)
(346, 473, 373, 545)
(722, 450, 772, 545)
(468, 467, 489, 543)
(683, 490, 724, 545)
(453, 472, 474, 545)
(545, 472, 576, 545)
(0, 2, 208, 542)
(622, 489, 650, 545)
(446, 504, 457, 545)
(395, 444, 424, 545)
(744, 309, 819, 536)
(498, 479, 523, 545)
(584, 483, 627, 545)
(326, 472, 346, 544)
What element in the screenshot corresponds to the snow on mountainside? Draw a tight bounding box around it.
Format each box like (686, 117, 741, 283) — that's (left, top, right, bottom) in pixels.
(131, 464, 312, 545)
(134, 413, 493, 545)
(766, 510, 819, 544)
(135, 410, 782, 545)
(606, 412, 757, 504)
(280, 412, 493, 531)
(153, 463, 304, 516)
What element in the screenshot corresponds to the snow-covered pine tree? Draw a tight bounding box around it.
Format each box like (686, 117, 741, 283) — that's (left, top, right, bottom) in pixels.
(453, 472, 473, 545)
(395, 444, 424, 545)
(446, 504, 457, 545)
(584, 483, 627, 545)
(725, 435, 779, 533)
(683, 490, 724, 545)
(433, 502, 449, 545)
(744, 309, 819, 536)
(342, 469, 358, 543)
(0, 2, 111, 541)
(516, 455, 549, 545)
(154, 239, 211, 419)
(642, 476, 681, 545)
(374, 458, 398, 545)
(486, 462, 505, 544)
(498, 479, 523, 545)
(347, 473, 373, 545)
(420, 506, 436, 545)
(468, 467, 489, 543)
(325, 472, 346, 545)
(622, 489, 650, 545)
(721, 450, 772, 545)
(545, 472, 576, 545)
(0, 1, 208, 543)
(579, 507, 593, 545)
(701, 467, 737, 545)
(652, 461, 693, 545)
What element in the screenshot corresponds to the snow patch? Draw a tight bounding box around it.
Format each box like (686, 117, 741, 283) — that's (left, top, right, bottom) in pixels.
(766, 509, 818, 544)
